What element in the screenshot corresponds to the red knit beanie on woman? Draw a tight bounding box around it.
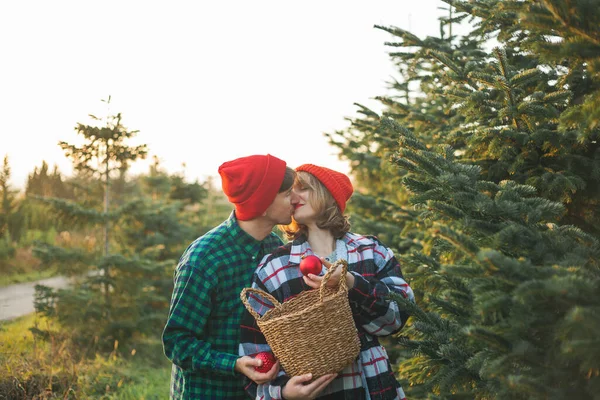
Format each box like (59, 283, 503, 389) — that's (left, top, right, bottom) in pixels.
(295, 164, 353, 213)
(218, 154, 287, 221)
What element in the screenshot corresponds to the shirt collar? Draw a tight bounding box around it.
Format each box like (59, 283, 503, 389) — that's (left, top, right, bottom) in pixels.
(289, 233, 351, 265)
(224, 211, 266, 256)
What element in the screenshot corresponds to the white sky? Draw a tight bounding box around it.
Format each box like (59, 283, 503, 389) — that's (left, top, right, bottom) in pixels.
(1, 0, 453, 190)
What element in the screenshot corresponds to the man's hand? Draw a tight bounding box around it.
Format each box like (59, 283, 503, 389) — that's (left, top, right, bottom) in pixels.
(303, 258, 355, 290)
(235, 355, 280, 384)
(281, 373, 337, 399)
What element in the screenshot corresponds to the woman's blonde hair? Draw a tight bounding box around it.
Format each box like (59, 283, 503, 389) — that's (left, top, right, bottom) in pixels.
(280, 171, 350, 241)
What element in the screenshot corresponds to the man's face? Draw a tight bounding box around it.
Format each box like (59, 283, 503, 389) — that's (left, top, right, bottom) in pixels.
(263, 186, 298, 225)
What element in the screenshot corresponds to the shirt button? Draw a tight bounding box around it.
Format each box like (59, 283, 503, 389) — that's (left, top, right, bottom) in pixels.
(252, 256, 256, 260)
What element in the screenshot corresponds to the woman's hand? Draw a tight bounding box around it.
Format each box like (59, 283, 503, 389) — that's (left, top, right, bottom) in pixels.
(303, 258, 355, 290)
(281, 373, 337, 399)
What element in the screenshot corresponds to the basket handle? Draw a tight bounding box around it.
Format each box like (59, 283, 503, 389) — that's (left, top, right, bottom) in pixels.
(319, 259, 349, 303)
(240, 287, 281, 320)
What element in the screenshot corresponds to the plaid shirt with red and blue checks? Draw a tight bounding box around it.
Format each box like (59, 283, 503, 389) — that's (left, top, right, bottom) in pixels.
(240, 232, 415, 400)
(162, 212, 284, 400)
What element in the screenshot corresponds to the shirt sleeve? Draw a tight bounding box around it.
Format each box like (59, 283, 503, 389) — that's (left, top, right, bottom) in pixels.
(348, 240, 415, 336)
(162, 259, 238, 375)
(239, 267, 291, 399)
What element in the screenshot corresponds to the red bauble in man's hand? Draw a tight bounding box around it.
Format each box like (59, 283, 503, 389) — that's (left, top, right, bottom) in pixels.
(254, 352, 276, 373)
(299, 255, 322, 276)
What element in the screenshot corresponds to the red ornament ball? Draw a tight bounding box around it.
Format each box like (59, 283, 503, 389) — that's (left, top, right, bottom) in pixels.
(254, 351, 276, 373)
(299, 255, 323, 276)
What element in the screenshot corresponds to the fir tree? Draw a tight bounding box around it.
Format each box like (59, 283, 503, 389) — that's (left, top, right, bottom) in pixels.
(32, 99, 160, 351)
(58, 96, 148, 258)
(0, 155, 18, 239)
(0, 155, 18, 260)
(26, 162, 72, 199)
(328, 0, 600, 398)
(386, 116, 599, 398)
(32, 121, 222, 353)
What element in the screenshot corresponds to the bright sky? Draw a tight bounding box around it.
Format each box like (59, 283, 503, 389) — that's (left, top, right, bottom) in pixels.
(1, 0, 452, 190)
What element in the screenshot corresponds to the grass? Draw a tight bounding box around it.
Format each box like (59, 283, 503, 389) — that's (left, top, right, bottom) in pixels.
(104, 364, 171, 400)
(0, 313, 171, 399)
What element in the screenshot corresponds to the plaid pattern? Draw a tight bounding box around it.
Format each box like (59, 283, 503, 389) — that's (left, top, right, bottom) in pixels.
(162, 212, 283, 400)
(240, 232, 415, 400)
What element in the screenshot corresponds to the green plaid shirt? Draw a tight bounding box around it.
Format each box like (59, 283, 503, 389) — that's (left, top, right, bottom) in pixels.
(162, 212, 283, 399)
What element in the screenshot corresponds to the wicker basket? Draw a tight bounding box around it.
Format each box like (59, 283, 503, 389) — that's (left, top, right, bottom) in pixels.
(241, 259, 361, 378)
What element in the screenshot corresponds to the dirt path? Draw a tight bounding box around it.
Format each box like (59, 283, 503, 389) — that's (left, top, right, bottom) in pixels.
(0, 276, 71, 321)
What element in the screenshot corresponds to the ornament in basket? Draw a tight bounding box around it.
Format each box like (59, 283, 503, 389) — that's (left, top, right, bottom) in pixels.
(241, 259, 360, 378)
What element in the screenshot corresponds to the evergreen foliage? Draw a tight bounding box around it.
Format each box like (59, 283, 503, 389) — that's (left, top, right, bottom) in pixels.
(30, 101, 210, 353)
(26, 161, 73, 199)
(387, 118, 599, 398)
(0, 155, 18, 260)
(329, 0, 600, 398)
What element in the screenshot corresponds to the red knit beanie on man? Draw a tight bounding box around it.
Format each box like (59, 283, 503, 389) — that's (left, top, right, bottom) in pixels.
(218, 154, 287, 221)
(295, 164, 353, 213)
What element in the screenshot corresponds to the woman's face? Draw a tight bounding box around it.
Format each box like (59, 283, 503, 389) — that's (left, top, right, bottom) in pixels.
(292, 182, 318, 224)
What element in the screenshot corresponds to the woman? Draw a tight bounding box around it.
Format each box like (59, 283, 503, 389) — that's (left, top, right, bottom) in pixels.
(239, 164, 414, 400)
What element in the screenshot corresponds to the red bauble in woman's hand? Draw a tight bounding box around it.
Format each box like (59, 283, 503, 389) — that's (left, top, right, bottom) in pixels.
(254, 351, 276, 373)
(299, 255, 322, 276)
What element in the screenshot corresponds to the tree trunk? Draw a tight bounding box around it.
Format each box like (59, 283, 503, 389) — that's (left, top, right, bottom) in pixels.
(104, 143, 111, 311)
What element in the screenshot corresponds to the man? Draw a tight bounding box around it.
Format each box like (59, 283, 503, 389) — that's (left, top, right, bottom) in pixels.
(162, 154, 297, 399)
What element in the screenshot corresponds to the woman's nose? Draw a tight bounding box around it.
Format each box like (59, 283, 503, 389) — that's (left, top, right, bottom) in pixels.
(290, 189, 301, 202)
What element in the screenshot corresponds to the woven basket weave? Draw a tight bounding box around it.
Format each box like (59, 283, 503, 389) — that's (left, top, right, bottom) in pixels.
(241, 259, 360, 378)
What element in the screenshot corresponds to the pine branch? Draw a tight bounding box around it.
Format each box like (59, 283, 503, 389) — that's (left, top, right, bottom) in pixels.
(33, 242, 93, 274)
(465, 326, 512, 351)
(511, 68, 543, 87)
(397, 149, 444, 177)
(432, 224, 481, 258)
(427, 49, 464, 78)
(374, 25, 425, 47)
(541, 0, 600, 46)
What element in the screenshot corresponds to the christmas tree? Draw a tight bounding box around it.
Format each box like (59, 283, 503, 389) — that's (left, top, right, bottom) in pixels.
(329, 0, 600, 398)
(32, 100, 200, 353)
